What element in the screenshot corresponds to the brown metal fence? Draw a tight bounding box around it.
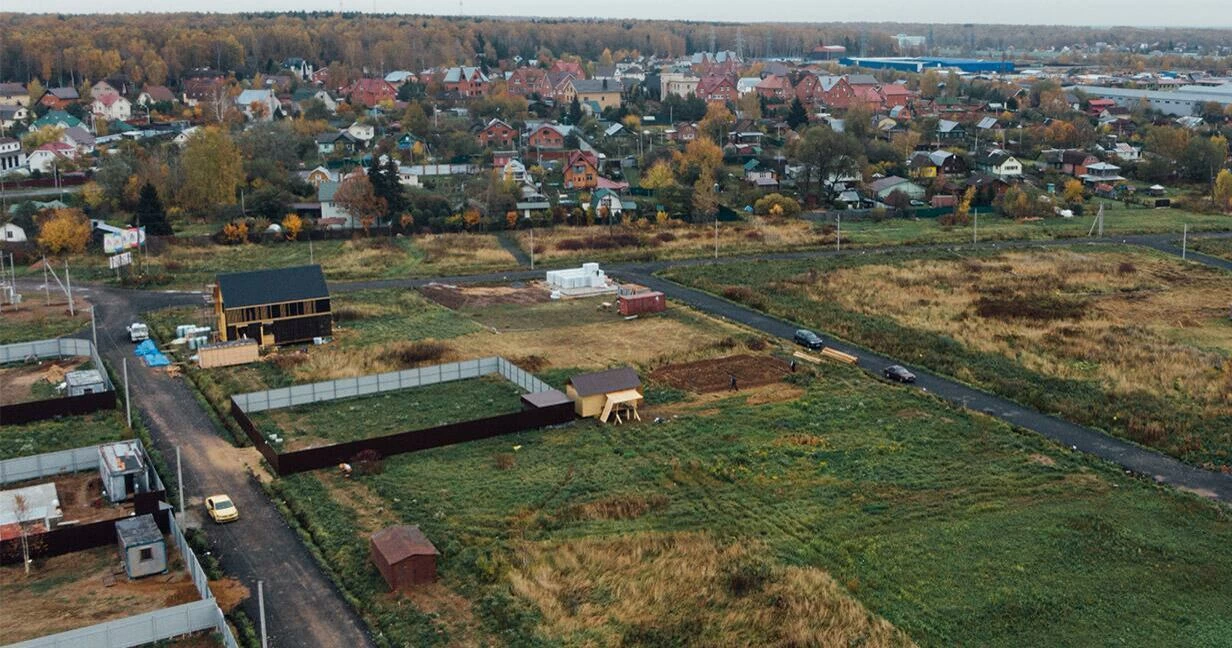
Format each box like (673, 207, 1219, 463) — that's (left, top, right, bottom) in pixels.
(0, 493, 168, 565)
(231, 397, 575, 476)
(0, 390, 117, 425)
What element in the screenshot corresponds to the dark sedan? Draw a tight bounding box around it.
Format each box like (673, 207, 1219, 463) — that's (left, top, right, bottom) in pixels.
(883, 365, 916, 383)
(793, 329, 824, 350)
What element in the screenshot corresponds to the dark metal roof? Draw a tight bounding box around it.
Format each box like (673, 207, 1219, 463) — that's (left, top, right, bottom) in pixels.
(567, 367, 641, 397)
(115, 514, 162, 547)
(217, 265, 329, 308)
(371, 525, 438, 564)
(521, 389, 572, 409)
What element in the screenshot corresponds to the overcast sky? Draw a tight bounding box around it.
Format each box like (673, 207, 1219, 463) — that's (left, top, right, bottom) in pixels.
(14, 0, 1232, 29)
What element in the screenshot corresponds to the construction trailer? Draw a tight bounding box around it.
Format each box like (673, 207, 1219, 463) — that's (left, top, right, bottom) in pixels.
(197, 339, 260, 368)
(370, 525, 438, 591)
(115, 514, 167, 579)
(566, 367, 644, 423)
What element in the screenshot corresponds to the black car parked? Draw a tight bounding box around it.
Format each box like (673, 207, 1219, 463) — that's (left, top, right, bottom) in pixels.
(883, 365, 916, 383)
(793, 329, 824, 350)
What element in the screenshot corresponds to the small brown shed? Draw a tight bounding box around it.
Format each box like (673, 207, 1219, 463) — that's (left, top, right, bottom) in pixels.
(370, 525, 438, 591)
(566, 367, 643, 421)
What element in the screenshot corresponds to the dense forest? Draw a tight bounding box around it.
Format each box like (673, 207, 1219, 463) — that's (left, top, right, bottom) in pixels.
(4, 13, 1232, 87)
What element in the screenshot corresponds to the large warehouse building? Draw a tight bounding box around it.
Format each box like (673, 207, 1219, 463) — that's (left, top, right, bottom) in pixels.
(841, 57, 1015, 74)
(1071, 83, 1232, 117)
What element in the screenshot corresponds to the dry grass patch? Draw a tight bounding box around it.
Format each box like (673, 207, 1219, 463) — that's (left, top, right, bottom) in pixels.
(516, 219, 826, 262)
(810, 249, 1232, 413)
(509, 532, 915, 648)
(418, 233, 517, 268)
(561, 493, 670, 521)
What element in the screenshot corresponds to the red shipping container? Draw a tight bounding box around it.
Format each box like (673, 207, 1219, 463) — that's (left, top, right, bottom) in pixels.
(619, 291, 666, 315)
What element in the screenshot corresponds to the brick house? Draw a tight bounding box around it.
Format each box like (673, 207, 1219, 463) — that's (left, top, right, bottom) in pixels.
(564, 150, 600, 190)
(478, 118, 518, 148)
(696, 75, 738, 104)
(346, 78, 397, 107)
(755, 75, 793, 101)
(507, 67, 551, 97)
(442, 67, 490, 97)
(528, 124, 566, 149)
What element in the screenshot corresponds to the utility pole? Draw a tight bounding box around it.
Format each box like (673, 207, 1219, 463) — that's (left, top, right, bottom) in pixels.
(90, 306, 97, 350)
(64, 261, 73, 316)
(1182, 223, 1188, 260)
(123, 358, 131, 428)
(176, 446, 184, 515)
(258, 580, 268, 648)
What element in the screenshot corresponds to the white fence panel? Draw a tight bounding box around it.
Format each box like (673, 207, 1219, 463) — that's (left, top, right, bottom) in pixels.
(232, 356, 544, 416)
(0, 446, 98, 485)
(3, 599, 220, 648)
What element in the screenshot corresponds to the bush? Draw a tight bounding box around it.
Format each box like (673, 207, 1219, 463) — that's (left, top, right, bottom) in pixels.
(974, 293, 1088, 321)
(721, 285, 766, 309)
(380, 340, 450, 366)
(723, 556, 775, 597)
(655, 231, 677, 242)
(352, 449, 384, 475)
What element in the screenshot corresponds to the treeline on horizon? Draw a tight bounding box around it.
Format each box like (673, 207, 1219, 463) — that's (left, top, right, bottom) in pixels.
(2, 13, 1232, 87)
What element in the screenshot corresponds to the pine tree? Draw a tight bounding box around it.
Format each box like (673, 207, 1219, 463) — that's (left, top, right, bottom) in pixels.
(569, 96, 583, 124)
(133, 182, 173, 235)
(786, 97, 809, 129)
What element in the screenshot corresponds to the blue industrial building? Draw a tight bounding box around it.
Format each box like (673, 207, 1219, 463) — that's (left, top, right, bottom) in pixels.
(840, 57, 1015, 74)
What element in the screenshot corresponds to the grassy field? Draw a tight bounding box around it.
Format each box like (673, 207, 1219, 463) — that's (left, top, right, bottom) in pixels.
(0, 298, 91, 344)
(248, 375, 526, 450)
(15, 233, 517, 289)
(0, 410, 128, 460)
(1191, 237, 1232, 261)
(270, 362, 1232, 647)
(667, 245, 1232, 468)
(511, 204, 1231, 266)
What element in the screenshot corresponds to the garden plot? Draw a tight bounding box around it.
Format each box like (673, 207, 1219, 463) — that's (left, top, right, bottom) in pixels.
(0, 543, 197, 644)
(650, 353, 791, 393)
(0, 356, 90, 405)
(669, 246, 1232, 468)
(246, 374, 527, 451)
(0, 411, 129, 461)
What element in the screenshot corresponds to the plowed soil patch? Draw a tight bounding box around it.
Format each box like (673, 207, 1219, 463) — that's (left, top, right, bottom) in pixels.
(651, 354, 791, 393)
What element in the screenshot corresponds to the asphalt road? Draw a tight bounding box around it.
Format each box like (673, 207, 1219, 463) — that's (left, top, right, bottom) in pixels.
(71, 284, 375, 648)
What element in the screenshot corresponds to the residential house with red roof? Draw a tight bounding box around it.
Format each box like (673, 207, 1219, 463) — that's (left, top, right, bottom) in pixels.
(478, 118, 518, 148)
(880, 83, 914, 108)
(27, 141, 76, 173)
(528, 123, 567, 149)
(346, 78, 398, 107)
(507, 67, 551, 97)
(755, 75, 793, 101)
(564, 150, 600, 190)
(443, 67, 490, 97)
(92, 92, 132, 120)
(39, 87, 79, 110)
(549, 60, 587, 80)
(696, 75, 738, 104)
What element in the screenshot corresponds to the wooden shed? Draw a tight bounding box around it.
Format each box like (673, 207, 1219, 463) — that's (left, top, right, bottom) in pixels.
(370, 525, 438, 591)
(566, 367, 643, 422)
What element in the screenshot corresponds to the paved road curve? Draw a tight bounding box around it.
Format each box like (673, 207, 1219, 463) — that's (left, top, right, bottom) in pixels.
(77, 285, 376, 648)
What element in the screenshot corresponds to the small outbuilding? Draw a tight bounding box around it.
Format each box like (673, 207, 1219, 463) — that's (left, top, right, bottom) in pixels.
(115, 514, 167, 579)
(98, 440, 151, 503)
(566, 367, 643, 423)
(65, 369, 107, 396)
(370, 525, 438, 591)
(618, 291, 666, 316)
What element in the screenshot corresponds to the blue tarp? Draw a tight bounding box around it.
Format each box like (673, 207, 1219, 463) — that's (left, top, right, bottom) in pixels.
(134, 340, 158, 356)
(144, 353, 170, 367)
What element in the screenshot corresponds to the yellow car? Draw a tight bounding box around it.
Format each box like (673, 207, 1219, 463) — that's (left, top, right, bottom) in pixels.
(204, 494, 239, 523)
